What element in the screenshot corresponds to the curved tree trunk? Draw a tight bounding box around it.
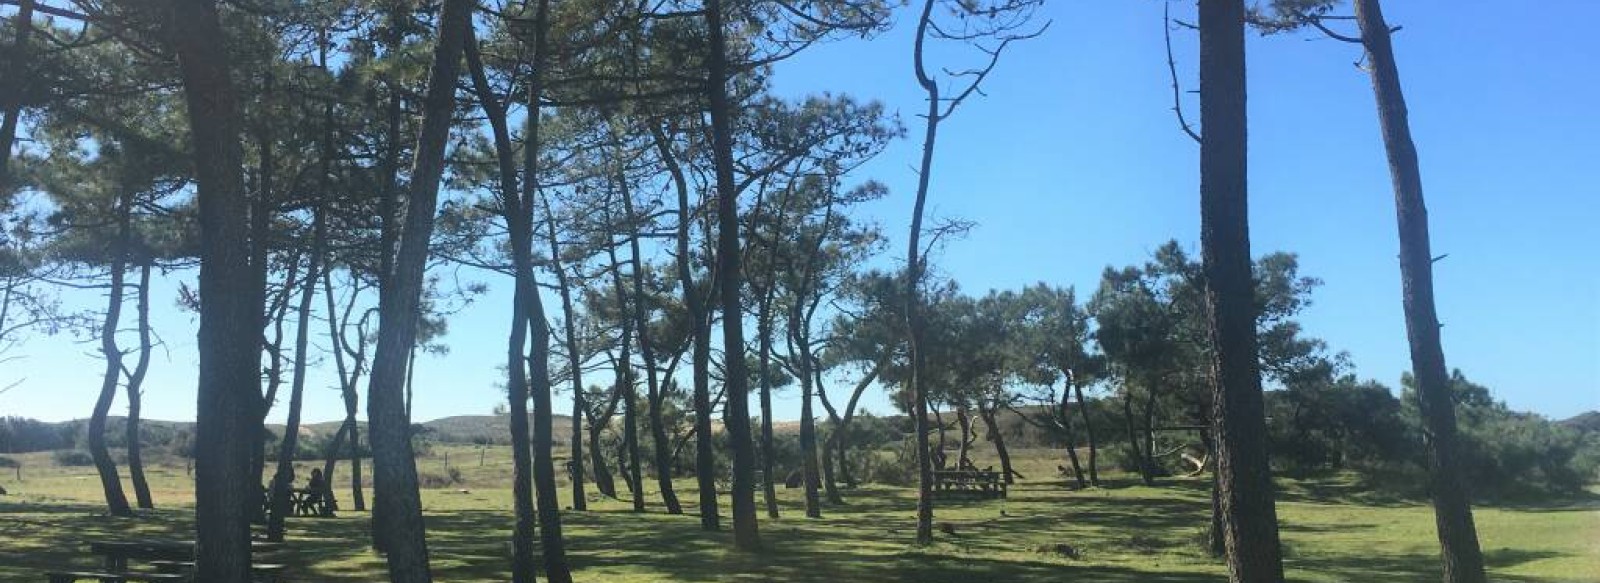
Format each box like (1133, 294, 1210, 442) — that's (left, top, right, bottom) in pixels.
(1053, 381, 1086, 489)
(1197, 0, 1284, 579)
(907, 0, 942, 544)
(462, 31, 537, 582)
(1352, 2, 1486, 580)
(90, 187, 134, 518)
(515, 4, 573, 576)
(832, 356, 887, 488)
(621, 174, 682, 515)
(978, 401, 1016, 484)
(544, 195, 587, 511)
(1072, 379, 1100, 487)
(955, 404, 974, 470)
(603, 200, 645, 513)
(268, 230, 321, 541)
(365, 1, 471, 579)
(650, 125, 720, 529)
(126, 263, 155, 509)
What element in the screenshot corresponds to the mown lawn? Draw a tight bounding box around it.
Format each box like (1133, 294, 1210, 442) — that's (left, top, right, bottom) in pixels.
(1, 446, 1594, 582)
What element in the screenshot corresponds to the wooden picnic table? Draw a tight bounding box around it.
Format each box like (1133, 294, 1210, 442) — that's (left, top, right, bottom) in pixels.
(88, 539, 285, 571)
(932, 469, 1007, 500)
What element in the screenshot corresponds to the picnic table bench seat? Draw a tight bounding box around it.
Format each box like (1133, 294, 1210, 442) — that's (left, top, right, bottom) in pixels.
(44, 570, 188, 583)
(932, 469, 1008, 500)
(150, 560, 288, 582)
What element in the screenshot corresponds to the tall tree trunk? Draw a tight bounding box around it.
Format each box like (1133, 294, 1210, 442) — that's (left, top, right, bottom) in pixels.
(371, 2, 408, 553)
(169, 0, 258, 577)
(907, 0, 941, 544)
(365, 1, 470, 579)
(463, 29, 538, 582)
(542, 194, 587, 511)
(1072, 378, 1100, 486)
(603, 203, 645, 512)
(1198, 0, 1284, 579)
(1123, 392, 1153, 486)
(1054, 380, 1086, 489)
(0, 0, 33, 195)
(517, 6, 573, 573)
(755, 304, 780, 517)
(978, 401, 1016, 484)
(1352, 2, 1486, 580)
(650, 125, 719, 529)
(621, 173, 682, 514)
(126, 263, 155, 509)
(269, 226, 322, 541)
(250, 65, 285, 508)
(705, 0, 759, 549)
(90, 187, 134, 517)
(322, 268, 366, 512)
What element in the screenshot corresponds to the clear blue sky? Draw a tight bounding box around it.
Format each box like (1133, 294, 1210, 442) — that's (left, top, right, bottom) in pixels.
(4, 0, 1596, 425)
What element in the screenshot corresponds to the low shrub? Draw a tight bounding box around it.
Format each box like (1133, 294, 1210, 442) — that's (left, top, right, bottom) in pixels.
(52, 450, 95, 466)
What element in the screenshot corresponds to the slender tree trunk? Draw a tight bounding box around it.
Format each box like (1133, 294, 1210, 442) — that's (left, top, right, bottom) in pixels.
(814, 368, 844, 504)
(832, 356, 887, 488)
(462, 32, 538, 582)
(1198, 0, 1284, 579)
(955, 405, 974, 470)
(907, 0, 941, 544)
(1054, 381, 1086, 489)
(268, 228, 321, 541)
(979, 402, 1016, 484)
(322, 268, 367, 512)
(542, 194, 587, 511)
(621, 175, 682, 514)
(169, 0, 257, 577)
(90, 188, 134, 518)
(1072, 380, 1100, 486)
(603, 203, 645, 512)
(518, 6, 572, 573)
(126, 263, 155, 509)
(1123, 392, 1153, 486)
(365, 1, 470, 579)
(795, 325, 822, 518)
(705, 0, 759, 548)
(0, 0, 31, 193)
(756, 306, 780, 517)
(650, 125, 720, 529)
(1352, 2, 1486, 580)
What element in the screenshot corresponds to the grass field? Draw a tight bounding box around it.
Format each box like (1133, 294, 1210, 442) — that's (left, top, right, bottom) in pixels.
(1, 444, 1595, 582)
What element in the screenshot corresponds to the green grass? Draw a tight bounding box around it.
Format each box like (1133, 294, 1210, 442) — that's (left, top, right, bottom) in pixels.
(1, 446, 1594, 582)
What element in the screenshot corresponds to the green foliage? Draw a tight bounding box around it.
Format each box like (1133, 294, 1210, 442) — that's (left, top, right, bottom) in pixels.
(1267, 369, 1600, 497)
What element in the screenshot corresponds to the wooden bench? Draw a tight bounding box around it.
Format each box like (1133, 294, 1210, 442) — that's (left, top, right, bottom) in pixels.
(88, 539, 285, 571)
(933, 470, 1007, 500)
(150, 560, 288, 582)
(44, 571, 187, 582)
